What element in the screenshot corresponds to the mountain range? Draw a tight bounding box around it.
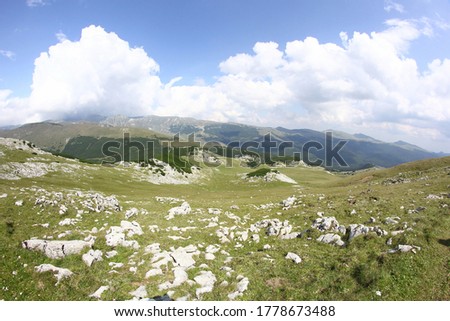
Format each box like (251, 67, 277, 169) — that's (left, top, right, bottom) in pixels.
(0, 114, 446, 170)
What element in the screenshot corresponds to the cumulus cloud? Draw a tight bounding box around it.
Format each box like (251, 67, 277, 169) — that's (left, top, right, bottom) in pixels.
(0, 20, 449, 151)
(27, 25, 162, 122)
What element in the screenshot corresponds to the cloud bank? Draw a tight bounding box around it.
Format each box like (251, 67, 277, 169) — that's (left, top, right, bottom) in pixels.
(1, 22, 449, 151)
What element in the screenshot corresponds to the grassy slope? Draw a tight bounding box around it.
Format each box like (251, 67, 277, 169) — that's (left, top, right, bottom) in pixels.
(0, 143, 448, 301)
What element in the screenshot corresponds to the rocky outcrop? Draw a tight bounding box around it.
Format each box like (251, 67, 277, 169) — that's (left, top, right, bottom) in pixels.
(23, 239, 93, 259)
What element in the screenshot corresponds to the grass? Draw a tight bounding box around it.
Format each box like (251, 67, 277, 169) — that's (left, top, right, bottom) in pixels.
(0, 143, 449, 301)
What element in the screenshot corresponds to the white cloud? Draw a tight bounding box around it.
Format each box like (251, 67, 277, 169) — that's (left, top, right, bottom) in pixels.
(0, 20, 449, 151)
(26, 0, 48, 7)
(384, 0, 405, 13)
(27, 25, 162, 122)
(55, 31, 68, 42)
(0, 50, 15, 60)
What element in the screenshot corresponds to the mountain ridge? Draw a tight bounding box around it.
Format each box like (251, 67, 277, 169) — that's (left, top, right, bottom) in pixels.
(0, 114, 447, 170)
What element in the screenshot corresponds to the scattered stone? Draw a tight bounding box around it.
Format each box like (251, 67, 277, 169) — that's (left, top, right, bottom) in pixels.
(155, 196, 185, 203)
(129, 285, 148, 299)
(426, 194, 443, 200)
(105, 222, 142, 249)
(347, 224, 387, 240)
(144, 243, 161, 255)
(15, 200, 23, 206)
(263, 244, 271, 250)
(125, 207, 139, 219)
(205, 253, 216, 261)
(82, 249, 103, 267)
(158, 267, 189, 291)
(384, 217, 400, 225)
(285, 252, 302, 264)
(120, 220, 144, 237)
(166, 202, 192, 220)
(105, 250, 118, 258)
(388, 244, 421, 254)
(230, 205, 240, 210)
(109, 262, 124, 269)
(194, 271, 217, 298)
(208, 208, 222, 215)
(252, 234, 260, 243)
(228, 276, 249, 300)
(145, 269, 163, 279)
(311, 216, 340, 232)
(58, 218, 78, 226)
(22, 239, 93, 259)
(317, 233, 345, 247)
(89, 286, 109, 299)
(35, 264, 73, 285)
(170, 245, 199, 268)
(281, 196, 296, 210)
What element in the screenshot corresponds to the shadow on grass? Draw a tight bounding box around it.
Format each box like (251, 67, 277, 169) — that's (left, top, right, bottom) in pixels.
(437, 239, 450, 247)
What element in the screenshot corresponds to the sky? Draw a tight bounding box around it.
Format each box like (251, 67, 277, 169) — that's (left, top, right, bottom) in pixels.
(0, 0, 449, 152)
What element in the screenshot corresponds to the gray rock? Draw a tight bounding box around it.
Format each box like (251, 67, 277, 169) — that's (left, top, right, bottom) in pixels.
(384, 217, 400, 225)
(228, 276, 249, 300)
(23, 239, 93, 259)
(89, 286, 109, 299)
(166, 202, 191, 220)
(285, 252, 302, 264)
(35, 264, 73, 286)
(158, 267, 188, 290)
(317, 233, 345, 247)
(312, 216, 340, 232)
(82, 249, 103, 267)
(388, 244, 421, 254)
(145, 268, 163, 278)
(347, 224, 370, 241)
(125, 207, 139, 219)
(194, 271, 217, 298)
(129, 285, 148, 299)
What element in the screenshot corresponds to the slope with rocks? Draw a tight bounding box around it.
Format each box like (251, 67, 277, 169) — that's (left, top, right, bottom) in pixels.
(0, 138, 448, 301)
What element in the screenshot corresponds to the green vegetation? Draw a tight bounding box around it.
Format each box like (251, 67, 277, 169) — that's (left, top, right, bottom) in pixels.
(0, 140, 448, 301)
(246, 168, 278, 178)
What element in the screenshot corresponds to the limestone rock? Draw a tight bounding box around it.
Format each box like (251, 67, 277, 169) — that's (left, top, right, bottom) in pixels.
(145, 268, 163, 278)
(129, 285, 148, 299)
(82, 249, 103, 267)
(194, 271, 217, 298)
(285, 252, 302, 264)
(312, 216, 340, 232)
(317, 233, 345, 247)
(228, 276, 249, 300)
(23, 239, 92, 259)
(89, 286, 109, 299)
(388, 244, 421, 254)
(35, 264, 73, 285)
(166, 202, 191, 220)
(125, 207, 139, 219)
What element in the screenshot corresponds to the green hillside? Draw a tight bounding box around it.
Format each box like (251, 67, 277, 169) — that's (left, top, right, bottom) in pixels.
(0, 138, 448, 301)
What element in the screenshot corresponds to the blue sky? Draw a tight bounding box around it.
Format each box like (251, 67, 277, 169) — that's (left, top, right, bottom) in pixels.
(0, 0, 449, 152)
